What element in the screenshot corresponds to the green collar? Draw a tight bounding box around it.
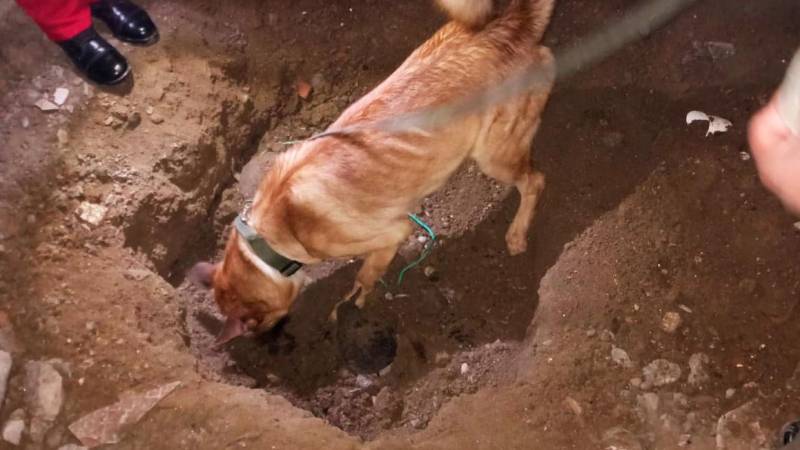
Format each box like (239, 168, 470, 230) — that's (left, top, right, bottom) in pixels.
(234, 215, 303, 276)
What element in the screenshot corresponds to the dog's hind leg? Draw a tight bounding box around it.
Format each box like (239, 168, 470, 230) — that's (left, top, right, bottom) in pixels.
(473, 116, 546, 256)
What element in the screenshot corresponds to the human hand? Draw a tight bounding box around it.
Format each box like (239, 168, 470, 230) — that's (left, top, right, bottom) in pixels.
(748, 99, 800, 215)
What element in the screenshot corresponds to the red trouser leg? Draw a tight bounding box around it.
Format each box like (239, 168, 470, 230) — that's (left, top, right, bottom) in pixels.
(15, 0, 93, 42)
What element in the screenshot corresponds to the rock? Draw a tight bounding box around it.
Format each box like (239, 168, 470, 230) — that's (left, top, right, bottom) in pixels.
(642, 359, 682, 388)
(126, 112, 142, 130)
(22, 117, 30, 128)
(76, 202, 107, 226)
(611, 346, 634, 368)
(265, 373, 281, 384)
(2, 409, 25, 446)
(25, 361, 64, 443)
(705, 41, 735, 61)
(109, 104, 129, 121)
(53, 87, 70, 106)
(725, 388, 736, 399)
(102, 116, 114, 126)
(660, 311, 682, 334)
(0, 350, 10, 407)
(147, 112, 163, 124)
(636, 392, 660, 424)
(434, 351, 451, 366)
(678, 434, 692, 447)
(688, 353, 710, 386)
(630, 377, 642, 388)
(35, 99, 59, 112)
(460, 363, 469, 375)
(423, 265, 439, 281)
(794, 222, 800, 232)
(123, 269, 151, 281)
(295, 79, 312, 99)
(355, 375, 373, 389)
(602, 427, 643, 450)
(57, 128, 69, 146)
(715, 401, 767, 450)
(0, 311, 22, 353)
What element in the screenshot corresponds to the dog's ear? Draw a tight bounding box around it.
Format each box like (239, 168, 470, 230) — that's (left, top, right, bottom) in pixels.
(189, 262, 217, 288)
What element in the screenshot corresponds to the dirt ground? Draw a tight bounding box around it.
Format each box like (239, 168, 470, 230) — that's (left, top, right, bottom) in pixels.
(2, 0, 800, 448)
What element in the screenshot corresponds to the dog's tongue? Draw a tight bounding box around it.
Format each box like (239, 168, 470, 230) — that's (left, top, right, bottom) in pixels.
(214, 316, 246, 347)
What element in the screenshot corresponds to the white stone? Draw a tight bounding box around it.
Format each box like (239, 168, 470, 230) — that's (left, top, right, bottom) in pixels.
(660, 311, 682, 334)
(25, 361, 64, 443)
(53, 88, 69, 106)
(642, 359, 682, 387)
(34, 99, 58, 112)
(2, 409, 25, 446)
(611, 346, 634, 368)
(460, 363, 469, 375)
(76, 202, 107, 226)
(688, 353, 710, 386)
(0, 350, 10, 408)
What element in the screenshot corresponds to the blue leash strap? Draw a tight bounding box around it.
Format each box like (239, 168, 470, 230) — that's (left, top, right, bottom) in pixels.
(396, 213, 437, 285)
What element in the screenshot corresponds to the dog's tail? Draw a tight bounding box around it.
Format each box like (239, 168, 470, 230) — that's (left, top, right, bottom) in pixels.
(435, 0, 554, 41)
(435, 0, 493, 28)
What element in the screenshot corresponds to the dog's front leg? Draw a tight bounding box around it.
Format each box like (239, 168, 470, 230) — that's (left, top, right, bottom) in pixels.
(329, 243, 400, 321)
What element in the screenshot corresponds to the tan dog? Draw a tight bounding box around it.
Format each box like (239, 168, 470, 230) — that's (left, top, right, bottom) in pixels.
(191, 0, 556, 344)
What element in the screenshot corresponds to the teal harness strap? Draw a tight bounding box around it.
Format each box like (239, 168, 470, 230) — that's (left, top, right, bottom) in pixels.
(396, 213, 437, 285)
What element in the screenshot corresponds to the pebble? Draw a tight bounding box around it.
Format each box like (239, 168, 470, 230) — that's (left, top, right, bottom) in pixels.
(642, 359, 682, 387)
(688, 353, 710, 386)
(794, 222, 800, 231)
(25, 361, 64, 443)
(630, 377, 642, 388)
(35, 98, 59, 112)
(265, 373, 280, 384)
(0, 350, 10, 407)
(21, 117, 30, 128)
(423, 266, 439, 281)
(725, 388, 736, 399)
(660, 311, 682, 334)
(2, 409, 25, 446)
(460, 363, 469, 375)
(58, 445, 88, 450)
(53, 88, 69, 106)
(57, 128, 69, 146)
(678, 434, 692, 447)
(585, 328, 596, 338)
(76, 202, 107, 226)
(149, 113, 165, 124)
(355, 375, 373, 389)
(434, 351, 451, 366)
(611, 346, 634, 368)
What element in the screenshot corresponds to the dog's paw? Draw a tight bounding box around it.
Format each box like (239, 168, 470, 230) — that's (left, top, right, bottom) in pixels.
(506, 231, 528, 256)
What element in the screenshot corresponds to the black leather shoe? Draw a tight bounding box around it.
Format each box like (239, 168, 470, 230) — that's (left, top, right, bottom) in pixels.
(91, 0, 159, 46)
(58, 27, 130, 86)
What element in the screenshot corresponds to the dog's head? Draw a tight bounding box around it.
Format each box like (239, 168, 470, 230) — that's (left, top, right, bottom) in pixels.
(190, 230, 305, 346)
